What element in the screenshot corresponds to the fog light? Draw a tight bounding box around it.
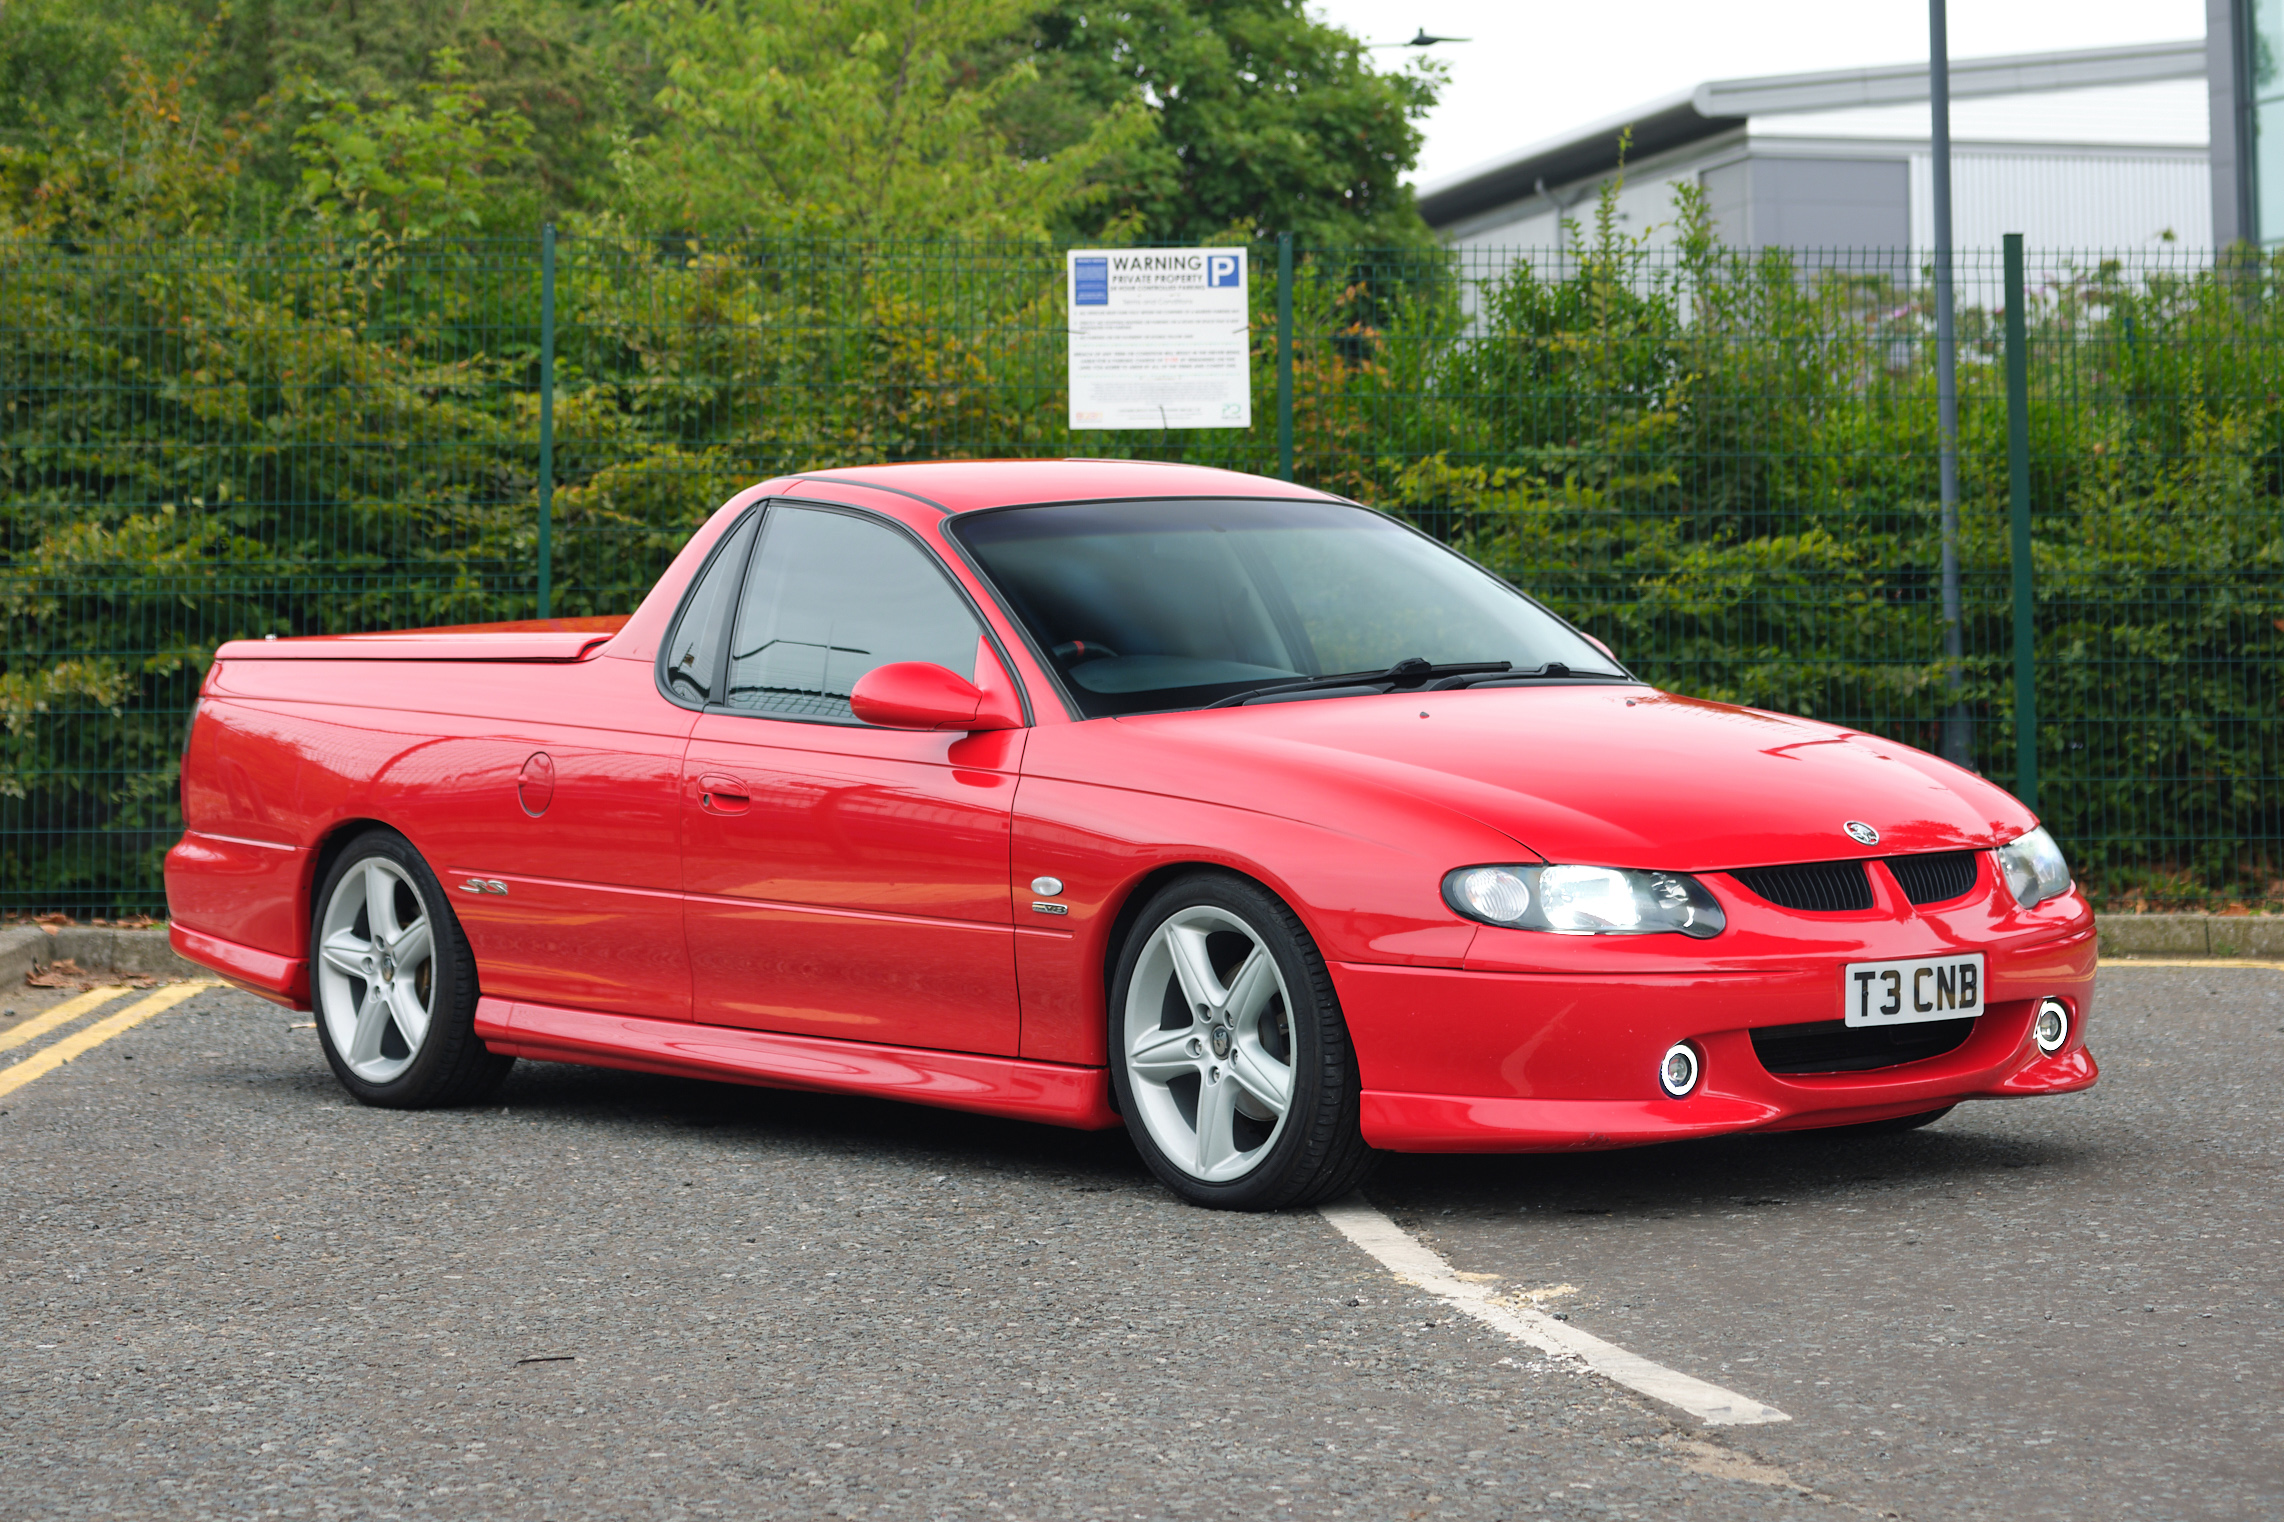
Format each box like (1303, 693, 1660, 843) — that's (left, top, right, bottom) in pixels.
(2033, 997, 2070, 1055)
(1658, 1042, 1700, 1098)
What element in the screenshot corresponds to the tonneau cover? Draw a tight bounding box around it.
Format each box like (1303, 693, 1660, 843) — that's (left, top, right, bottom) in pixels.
(212, 629, 617, 662)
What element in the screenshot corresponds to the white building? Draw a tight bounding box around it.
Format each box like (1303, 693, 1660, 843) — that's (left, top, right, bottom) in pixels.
(1418, 41, 2213, 257)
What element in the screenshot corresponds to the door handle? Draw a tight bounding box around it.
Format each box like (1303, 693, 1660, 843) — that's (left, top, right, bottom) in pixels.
(697, 773, 751, 815)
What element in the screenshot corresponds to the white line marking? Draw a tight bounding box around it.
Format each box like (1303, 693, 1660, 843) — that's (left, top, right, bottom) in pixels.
(1319, 1195, 1790, 1427)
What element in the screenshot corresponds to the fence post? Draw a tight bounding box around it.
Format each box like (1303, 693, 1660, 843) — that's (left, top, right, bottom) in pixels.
(1276, 232, 1294, 482)
(2003, 232, 2036, 811)
(537, 223, 556, 621)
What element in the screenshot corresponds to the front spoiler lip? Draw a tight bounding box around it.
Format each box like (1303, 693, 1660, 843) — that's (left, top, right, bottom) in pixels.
(1360, 1045, 2099, 1154)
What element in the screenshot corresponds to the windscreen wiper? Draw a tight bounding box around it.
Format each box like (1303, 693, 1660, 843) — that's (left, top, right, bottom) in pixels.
(1206, 657, 1512, 709)
(1426, 661, 1633, 690)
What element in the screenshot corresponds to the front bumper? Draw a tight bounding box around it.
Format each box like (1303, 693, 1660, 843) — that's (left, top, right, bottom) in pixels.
(1334, 908, 2097, 1153)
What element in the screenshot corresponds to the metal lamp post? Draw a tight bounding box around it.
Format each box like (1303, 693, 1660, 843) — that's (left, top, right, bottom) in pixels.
(1931, 0, 1972, 767)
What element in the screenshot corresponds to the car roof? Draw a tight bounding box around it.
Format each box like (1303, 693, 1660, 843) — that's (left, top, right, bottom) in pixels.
(780, 458, 1343, 516)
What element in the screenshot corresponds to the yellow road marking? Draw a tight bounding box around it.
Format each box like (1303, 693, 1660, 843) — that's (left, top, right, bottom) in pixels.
(2100, 958, 2284, 971)
(0, 982, 217, 1101)
(0, 986, 135, 1055)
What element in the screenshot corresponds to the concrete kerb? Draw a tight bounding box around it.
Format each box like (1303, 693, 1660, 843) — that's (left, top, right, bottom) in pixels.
(0, 925, 203, 988)
(2, 915, 2279, 995)
(2096, 913, 2284, 960)
(0, 927, 49, 989)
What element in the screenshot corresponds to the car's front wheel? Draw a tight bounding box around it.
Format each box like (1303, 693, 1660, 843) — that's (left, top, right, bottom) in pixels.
(1108, 872, 1374, 1210)
(311, 828, 512, 1108)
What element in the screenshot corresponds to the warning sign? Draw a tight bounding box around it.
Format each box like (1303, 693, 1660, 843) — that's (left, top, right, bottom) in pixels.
(1066, 248, 1251, 431)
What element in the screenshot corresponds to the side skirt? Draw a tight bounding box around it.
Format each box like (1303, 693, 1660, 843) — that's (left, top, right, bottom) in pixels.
(476, 997, 1121, 1130)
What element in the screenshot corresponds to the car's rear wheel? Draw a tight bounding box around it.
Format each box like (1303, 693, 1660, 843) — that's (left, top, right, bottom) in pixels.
(1109, 872, 1374, 1210)
(311, 828, 512, 1108)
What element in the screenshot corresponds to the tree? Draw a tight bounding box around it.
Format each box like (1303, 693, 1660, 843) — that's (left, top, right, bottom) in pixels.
(0, 0, 622, 229)
(617, 0, 1145, 240)
(0, 0, 1434, 245)
(198, 0, 623, 224)
(289, 51, 539, 239)
(996, 0, 1442, 247)
(0, 2, 207, 149)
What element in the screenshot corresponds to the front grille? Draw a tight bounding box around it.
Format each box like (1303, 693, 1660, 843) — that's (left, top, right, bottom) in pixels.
(1728, 860, 1873, 912)
(1886, 850, 1981, 905)
(1751, 1017, 1977, 1075)
(1728, 852, 1983, 913)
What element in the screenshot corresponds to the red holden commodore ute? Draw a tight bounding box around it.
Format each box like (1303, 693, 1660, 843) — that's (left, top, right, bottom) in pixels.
(166, 461, 2097, 1209)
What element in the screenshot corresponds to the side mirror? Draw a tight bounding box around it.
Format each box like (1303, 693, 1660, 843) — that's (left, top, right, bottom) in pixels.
(1583, 634, 1617, 664)
(850, 661, 1021, 731)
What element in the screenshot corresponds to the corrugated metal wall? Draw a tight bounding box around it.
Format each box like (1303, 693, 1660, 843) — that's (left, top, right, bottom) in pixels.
(1910, 150, 2210, 253)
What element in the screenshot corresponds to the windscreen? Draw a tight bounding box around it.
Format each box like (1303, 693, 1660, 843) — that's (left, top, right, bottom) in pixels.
(953, 498, 1612, 717)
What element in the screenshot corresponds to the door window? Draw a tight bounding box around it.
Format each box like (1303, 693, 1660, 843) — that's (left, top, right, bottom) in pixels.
(724, 506, 983, 721)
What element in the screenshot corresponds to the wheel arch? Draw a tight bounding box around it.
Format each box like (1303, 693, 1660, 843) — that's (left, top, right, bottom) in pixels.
(304, 818, 399, 951)
(1097, 860, 1294, 1016)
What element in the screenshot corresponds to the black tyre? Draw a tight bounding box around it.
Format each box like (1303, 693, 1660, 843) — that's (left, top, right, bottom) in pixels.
(1107, 871, 1375, 1210)
(309, 827, 512, 1108)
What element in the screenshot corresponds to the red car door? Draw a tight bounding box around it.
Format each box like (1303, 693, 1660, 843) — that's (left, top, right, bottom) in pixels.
(677, 503, 1025, 1054)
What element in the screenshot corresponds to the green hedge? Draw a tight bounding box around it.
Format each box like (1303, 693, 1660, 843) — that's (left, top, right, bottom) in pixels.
(4, 211, 2279, 912)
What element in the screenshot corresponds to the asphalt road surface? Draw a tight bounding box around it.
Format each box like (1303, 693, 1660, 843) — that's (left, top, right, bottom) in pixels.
(0, 963, 2276, 1520)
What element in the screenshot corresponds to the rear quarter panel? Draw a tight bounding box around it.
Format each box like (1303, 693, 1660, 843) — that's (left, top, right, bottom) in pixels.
(165, 485, 762, 991)
(169, 667, 406, 963)
(167, 657, 690, 996)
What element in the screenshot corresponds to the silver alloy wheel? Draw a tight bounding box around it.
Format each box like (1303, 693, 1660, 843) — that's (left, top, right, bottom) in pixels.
(315, 858, 437, 1085)
(1122, 905, 1298, 1183)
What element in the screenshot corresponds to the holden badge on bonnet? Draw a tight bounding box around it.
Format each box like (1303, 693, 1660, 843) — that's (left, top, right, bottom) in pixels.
(1844, 820, 1881, 846)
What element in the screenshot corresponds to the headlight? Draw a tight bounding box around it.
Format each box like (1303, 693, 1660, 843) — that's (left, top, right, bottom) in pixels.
(1441, 864, 1726, 938)
(1993, 826, 2071, 908)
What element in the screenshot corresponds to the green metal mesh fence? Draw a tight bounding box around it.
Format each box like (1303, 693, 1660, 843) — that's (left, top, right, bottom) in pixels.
(3, 233, 2279, 914)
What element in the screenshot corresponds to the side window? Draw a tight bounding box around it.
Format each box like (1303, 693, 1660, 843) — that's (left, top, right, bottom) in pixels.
(660, 513, 758, 705)
(724, 507, 983, 722)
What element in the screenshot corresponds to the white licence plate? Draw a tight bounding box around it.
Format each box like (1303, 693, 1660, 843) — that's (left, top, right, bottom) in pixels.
(1842, 953, 1985, 1028)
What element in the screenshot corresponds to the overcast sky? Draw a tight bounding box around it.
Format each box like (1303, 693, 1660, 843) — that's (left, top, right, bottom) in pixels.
(1308, 0, 2210, 187)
